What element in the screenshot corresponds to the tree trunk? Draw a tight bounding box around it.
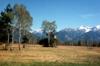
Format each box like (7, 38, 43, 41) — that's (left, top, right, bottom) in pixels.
(10, 28, 14, 51)
(19, 23, 21, 50)
(7, 32, 10, 44)
(5, 29, 10, 50)
(12, 28, 14, 44)
(48, 33, 50, 47)
(23, 30, 26, 48)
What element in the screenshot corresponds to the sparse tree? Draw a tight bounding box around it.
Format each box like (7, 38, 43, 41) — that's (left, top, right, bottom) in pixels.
(42, 20, 57, 47)
(13, 4, 33, 50)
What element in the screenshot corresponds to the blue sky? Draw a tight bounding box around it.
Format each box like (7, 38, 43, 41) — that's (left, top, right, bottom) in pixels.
(0, 0, 100, 31)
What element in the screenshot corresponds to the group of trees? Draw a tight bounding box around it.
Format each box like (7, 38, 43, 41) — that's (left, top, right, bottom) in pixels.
(0, 4, 12, 43)
(0, 4, 58, 50)
(38, 20, 57, 47)
(0, 4, 33, 50)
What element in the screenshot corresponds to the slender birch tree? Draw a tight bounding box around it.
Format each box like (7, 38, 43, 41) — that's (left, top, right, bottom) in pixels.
(13, 4, 33, 50)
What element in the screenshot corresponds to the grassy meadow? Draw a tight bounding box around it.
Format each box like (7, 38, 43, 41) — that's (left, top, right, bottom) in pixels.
(0, 44, 100, 66)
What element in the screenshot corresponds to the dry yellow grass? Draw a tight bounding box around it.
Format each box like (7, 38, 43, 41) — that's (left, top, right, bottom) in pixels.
(0, 44, 100, 63)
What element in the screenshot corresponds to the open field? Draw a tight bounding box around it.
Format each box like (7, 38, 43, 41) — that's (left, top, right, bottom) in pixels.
(0, 44, 100, 66)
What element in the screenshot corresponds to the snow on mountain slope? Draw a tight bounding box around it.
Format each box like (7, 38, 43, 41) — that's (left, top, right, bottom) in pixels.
(32, 25, 100, 43)
(79, 25, 100, 32)
(79, 25, 92, 32)
(96, 25, 100, 30)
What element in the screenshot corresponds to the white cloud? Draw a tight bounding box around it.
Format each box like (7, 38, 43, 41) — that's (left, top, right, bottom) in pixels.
(80, 14, 95, 19)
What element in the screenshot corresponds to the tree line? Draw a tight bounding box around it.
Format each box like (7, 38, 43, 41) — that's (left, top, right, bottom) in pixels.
(64, 39, 100, 47)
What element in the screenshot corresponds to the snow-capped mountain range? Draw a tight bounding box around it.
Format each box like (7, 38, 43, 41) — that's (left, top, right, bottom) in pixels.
(32, 25, 100, 33)
(79, 25, 100, 32)
(57, 25, 100, 42)
(32, 25, 100, 43)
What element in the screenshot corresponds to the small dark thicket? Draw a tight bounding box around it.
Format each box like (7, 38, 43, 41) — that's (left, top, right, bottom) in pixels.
(38, 38, 49, 47)
(38, 38, 57, 47)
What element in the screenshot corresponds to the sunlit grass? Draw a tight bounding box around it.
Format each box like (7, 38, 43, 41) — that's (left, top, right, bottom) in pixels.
(0, 44, 100, 65)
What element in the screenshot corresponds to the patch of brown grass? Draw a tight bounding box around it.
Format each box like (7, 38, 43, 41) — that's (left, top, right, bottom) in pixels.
(0, 44, 100, 63)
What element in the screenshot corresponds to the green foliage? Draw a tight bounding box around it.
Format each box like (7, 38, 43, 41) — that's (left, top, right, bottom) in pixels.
(0, 3, 33, 50)
(0, 4, 13, 43)
(13, 4, 33, 32)
(13, 4, 33, 47)
(42, 20, 57, 33)
(41, 20, 57, 47)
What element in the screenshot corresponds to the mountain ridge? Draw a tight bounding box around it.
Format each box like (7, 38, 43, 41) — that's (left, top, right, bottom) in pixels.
(32, 25, 100, 44)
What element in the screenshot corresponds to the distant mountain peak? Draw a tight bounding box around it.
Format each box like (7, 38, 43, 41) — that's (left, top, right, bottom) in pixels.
(62, 28, 76, 32)
(79, 25, 92, 32)
(96, 25, 100, 30)
(33, 29, 43, 33)
(79, 25, 100, 32)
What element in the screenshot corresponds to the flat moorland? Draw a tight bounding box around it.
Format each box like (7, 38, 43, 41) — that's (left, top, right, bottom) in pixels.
(0, 44, 100, 66)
